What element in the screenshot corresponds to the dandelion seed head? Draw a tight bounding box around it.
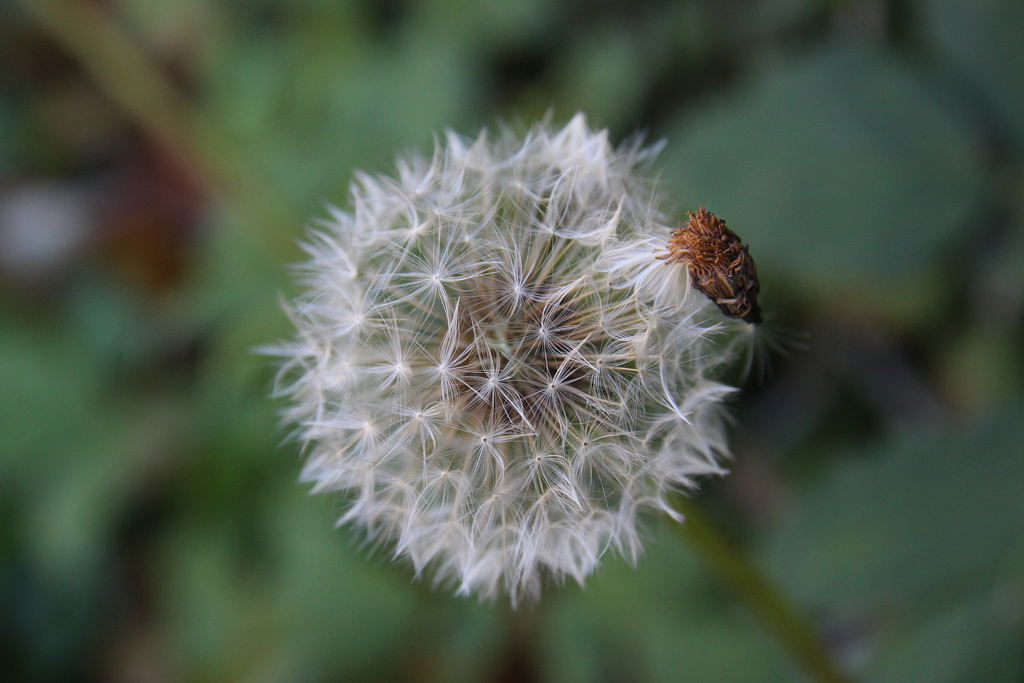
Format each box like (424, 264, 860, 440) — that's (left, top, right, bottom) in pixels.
(271, 114, 743, 605)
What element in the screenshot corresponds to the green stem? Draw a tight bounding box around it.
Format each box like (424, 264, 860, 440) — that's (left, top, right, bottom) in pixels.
(14, 0, 301, 260)
(671, 495, 851, 683)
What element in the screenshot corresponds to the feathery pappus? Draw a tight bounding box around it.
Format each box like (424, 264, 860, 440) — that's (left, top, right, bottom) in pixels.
(265, 115, 755, 605)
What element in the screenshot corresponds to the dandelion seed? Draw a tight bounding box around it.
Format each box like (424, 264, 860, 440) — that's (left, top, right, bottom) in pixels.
(268, 113, 754, 605)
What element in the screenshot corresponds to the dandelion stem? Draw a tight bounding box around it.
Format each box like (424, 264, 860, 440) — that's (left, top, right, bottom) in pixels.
(14, 0, 301, 260)
(671, 495, 850, 683)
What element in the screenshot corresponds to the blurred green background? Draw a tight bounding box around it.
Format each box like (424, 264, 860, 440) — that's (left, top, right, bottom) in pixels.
(2, 0, 1023, 681)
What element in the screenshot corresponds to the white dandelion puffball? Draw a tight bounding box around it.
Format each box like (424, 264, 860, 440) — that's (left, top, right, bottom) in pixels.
(271, 114, 744, 605)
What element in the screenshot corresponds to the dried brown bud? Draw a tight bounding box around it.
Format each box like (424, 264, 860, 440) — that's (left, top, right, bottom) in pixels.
(659, 207, 762, 324)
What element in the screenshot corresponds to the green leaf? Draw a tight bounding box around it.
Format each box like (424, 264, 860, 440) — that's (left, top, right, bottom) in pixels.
(0, 322, 101, 468)
(764, 404, 1024, 607)
(763, 404, 1024, 677)
(25, 397, 190, 581)
(868, 593, 1024, 683)
(660, 44, 985, 292)
(924, 0, 1024, 148)
(260, 486, 418, 681)
(158, 518, 280, 680)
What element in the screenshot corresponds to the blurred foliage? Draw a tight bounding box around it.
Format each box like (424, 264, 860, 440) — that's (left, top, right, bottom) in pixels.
(2, 0, 1023, 681)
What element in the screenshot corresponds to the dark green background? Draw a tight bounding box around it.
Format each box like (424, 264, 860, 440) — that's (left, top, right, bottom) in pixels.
(2, 0, 1023, 680)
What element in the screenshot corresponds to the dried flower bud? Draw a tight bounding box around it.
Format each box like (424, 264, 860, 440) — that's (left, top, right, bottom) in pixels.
(660, 207, 762, 324)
